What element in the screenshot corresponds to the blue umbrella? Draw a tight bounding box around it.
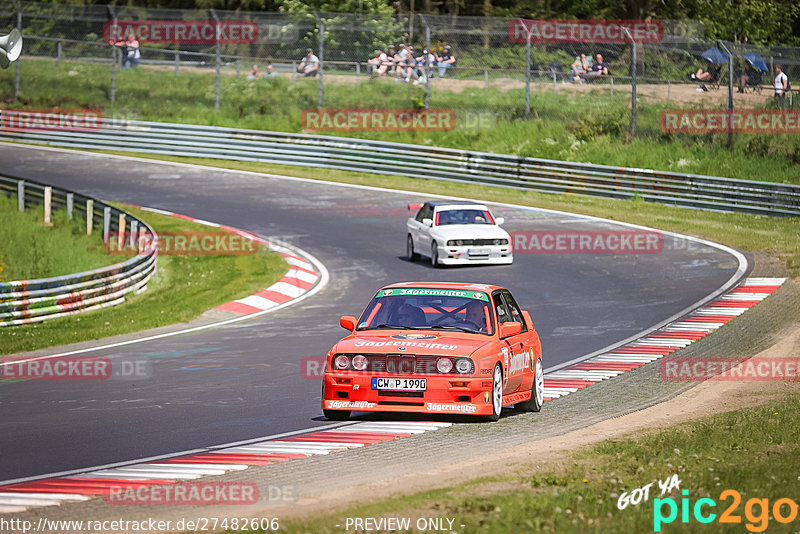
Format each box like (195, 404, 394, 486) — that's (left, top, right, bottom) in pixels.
(701, 47, 728, 64)
(743, 53, 768, 72)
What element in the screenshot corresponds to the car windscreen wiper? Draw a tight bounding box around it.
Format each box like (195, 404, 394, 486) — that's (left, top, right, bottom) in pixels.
(360, 323, 428, 330)
(428, 324, 476, 333)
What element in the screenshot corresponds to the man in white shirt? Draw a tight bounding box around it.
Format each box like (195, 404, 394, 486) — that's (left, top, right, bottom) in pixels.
(774, 64, 788, 108)
(298, 48, 319, 77)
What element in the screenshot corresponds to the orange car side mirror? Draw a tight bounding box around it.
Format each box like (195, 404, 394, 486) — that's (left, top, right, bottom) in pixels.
(500, 321, 522, 338)
(340, 315, 357, 332)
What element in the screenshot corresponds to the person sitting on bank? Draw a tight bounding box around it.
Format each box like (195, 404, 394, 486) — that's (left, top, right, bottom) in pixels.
(368, 49, 389, 76)
(582, 53, 608, 80)
(297, 48, 319, 77)
(246, 64, 259, 80)
(569, 53, 592, 83)
(435, 45, 456, 77)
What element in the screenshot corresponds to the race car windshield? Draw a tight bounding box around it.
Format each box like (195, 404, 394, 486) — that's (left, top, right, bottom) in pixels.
(357, 289, 493, 335)
(435, 209, 494, 226)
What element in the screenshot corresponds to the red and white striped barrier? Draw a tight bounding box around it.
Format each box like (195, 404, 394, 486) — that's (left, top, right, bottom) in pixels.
(542, 277, 787, 400)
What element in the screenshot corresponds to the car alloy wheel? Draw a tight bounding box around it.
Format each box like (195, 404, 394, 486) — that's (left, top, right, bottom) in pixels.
(515, 358, 544, 413)
(485, 363, 502, 422)
(431, 241, 440, 267)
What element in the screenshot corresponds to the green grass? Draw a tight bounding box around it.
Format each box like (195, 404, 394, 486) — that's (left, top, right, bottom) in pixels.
(0, 194, 131, 280)
(2, 58, 800, 184)
(275, 396, 800, 534)
(95, 153, 800, 277)
(0, 203, 288, 355)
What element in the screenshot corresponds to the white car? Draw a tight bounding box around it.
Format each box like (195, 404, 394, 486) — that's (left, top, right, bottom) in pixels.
(406, 201, 513, 266)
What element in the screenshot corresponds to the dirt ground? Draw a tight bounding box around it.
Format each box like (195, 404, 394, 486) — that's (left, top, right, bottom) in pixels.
(268, 321, 800, 522)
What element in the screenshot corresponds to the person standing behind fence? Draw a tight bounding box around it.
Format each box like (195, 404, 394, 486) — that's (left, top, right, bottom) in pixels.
(435, 45, 456, 77)
(112, 34, 140, 69)
(774, 64, 789, 108)
(298, 48, 319, 77)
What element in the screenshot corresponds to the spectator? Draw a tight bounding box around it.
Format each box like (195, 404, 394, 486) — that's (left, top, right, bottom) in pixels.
(691, 63, 719, 91)
(368, 49, 389, 77)
(246, 64, 259, 80)
(413, 48, 434, 85)
(775, 64, 789, 108)
(394, 43, 410, 81)
(112, 34, 140, 69)
(404, 46, 419, 83)
(435, 45, 456, 77)
(583, 53, 608, 80)
(266, 63, 279, 78)
(383, 44, 397, 75)
(737, 63, 755, 93)
(297, 48, 319, 77)
(569, 53, 592, 83)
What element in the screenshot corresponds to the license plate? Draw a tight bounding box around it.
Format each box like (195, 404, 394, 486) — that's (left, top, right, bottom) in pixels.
(468, 248, 490, 255)
(371, 377, 427, 391)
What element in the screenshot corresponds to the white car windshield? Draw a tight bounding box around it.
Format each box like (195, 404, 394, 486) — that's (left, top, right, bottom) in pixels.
(357, 289, 493, 335)
(436, 209, 494, 226)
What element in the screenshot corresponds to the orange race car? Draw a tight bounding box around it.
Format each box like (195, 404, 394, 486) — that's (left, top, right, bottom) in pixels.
(322, 282, 543, 421)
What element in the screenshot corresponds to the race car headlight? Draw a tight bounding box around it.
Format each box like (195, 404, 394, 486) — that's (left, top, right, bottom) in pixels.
(333, 355, 350, 370)
(455, 358, 473, 374)
(447, 239, 465, 246)
(436, 357, 453, 373)
(351, 355, 368, 371)
(493, 238, 508, 245)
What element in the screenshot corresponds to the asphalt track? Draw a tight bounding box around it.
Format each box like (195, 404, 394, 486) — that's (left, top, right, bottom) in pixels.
(0, 144, 747, 483)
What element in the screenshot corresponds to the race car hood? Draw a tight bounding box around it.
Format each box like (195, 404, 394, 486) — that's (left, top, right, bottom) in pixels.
(429, 224, 510, 240)
(332, 330, 494, 358)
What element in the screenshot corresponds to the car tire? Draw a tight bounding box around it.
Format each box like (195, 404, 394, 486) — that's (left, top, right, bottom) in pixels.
(516, 358, 544, 413)
(407, 235, 420, 262)
(484, 363, 503, 422)
(323, 409, 351, 421)
(431, 241, 441, 268)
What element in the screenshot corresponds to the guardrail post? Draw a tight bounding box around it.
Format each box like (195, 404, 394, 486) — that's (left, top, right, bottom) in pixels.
(17, 180, 24, 211)
(103, 206, 111, 244)
(86, 199, 93, 235)
(129, 219, 138, 249)
(118, 213, 126, 250)
(66, 193, 73, 219)
(43, 186, 52, 225)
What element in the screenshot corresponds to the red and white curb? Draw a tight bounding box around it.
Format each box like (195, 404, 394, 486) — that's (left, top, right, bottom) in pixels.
(134, 206, 321, 316)
(0, 422, 449, 513)
(541, 277, 787, 400)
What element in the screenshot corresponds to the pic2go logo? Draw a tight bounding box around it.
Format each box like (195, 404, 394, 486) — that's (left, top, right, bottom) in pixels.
(654, 489, 799, 532)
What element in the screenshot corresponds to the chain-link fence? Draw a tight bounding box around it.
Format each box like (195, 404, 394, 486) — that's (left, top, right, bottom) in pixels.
(2, 1, 799, 146)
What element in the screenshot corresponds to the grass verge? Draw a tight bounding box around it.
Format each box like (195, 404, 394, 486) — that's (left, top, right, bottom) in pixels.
(277, 394, 800, 534)
(0, 203, 288, 355)
(0, 193, 131, 280)
(95, 152, 800, 276)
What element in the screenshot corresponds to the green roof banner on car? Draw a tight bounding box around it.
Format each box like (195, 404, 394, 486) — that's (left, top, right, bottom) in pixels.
(378, 288, 489, 301)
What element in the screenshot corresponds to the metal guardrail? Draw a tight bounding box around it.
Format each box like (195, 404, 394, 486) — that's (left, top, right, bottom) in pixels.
(0, 118, 798, 217)
(0, 174, 157, 326)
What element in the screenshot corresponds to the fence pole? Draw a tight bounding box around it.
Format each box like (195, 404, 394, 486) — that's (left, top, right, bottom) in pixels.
(314, 12, 324, 108)
(484, 69, 488, 89)
(419, 14, 430, 110)
(718, 40, 734, 149)
(57, 41, 62, 64)
(17, 180, 24, 212)
(624, 27, 637, 138)
(525, 38, 531, 119)
(86, 199, 93, 235)
(210, 9, 220, 111)
(118, 213, 126, 250)
(129, 220, 138, 248)
(103, 207, 111, 244)
(174, 46, 179, 75)
(11, 0, 20, 102)
(107, 6, 117, 105)
(43, 186, 52, 225)
(667, 80, 671, 102)
(356, 62, 360, 85)
(66, 193, 73, 219)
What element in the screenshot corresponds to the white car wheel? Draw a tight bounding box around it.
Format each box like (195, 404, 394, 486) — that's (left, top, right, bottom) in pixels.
(484, 364, 502, 422)
(516, 358, 544, 413)
(431, 241, 440, 267)
(407, 234, 420, 262)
